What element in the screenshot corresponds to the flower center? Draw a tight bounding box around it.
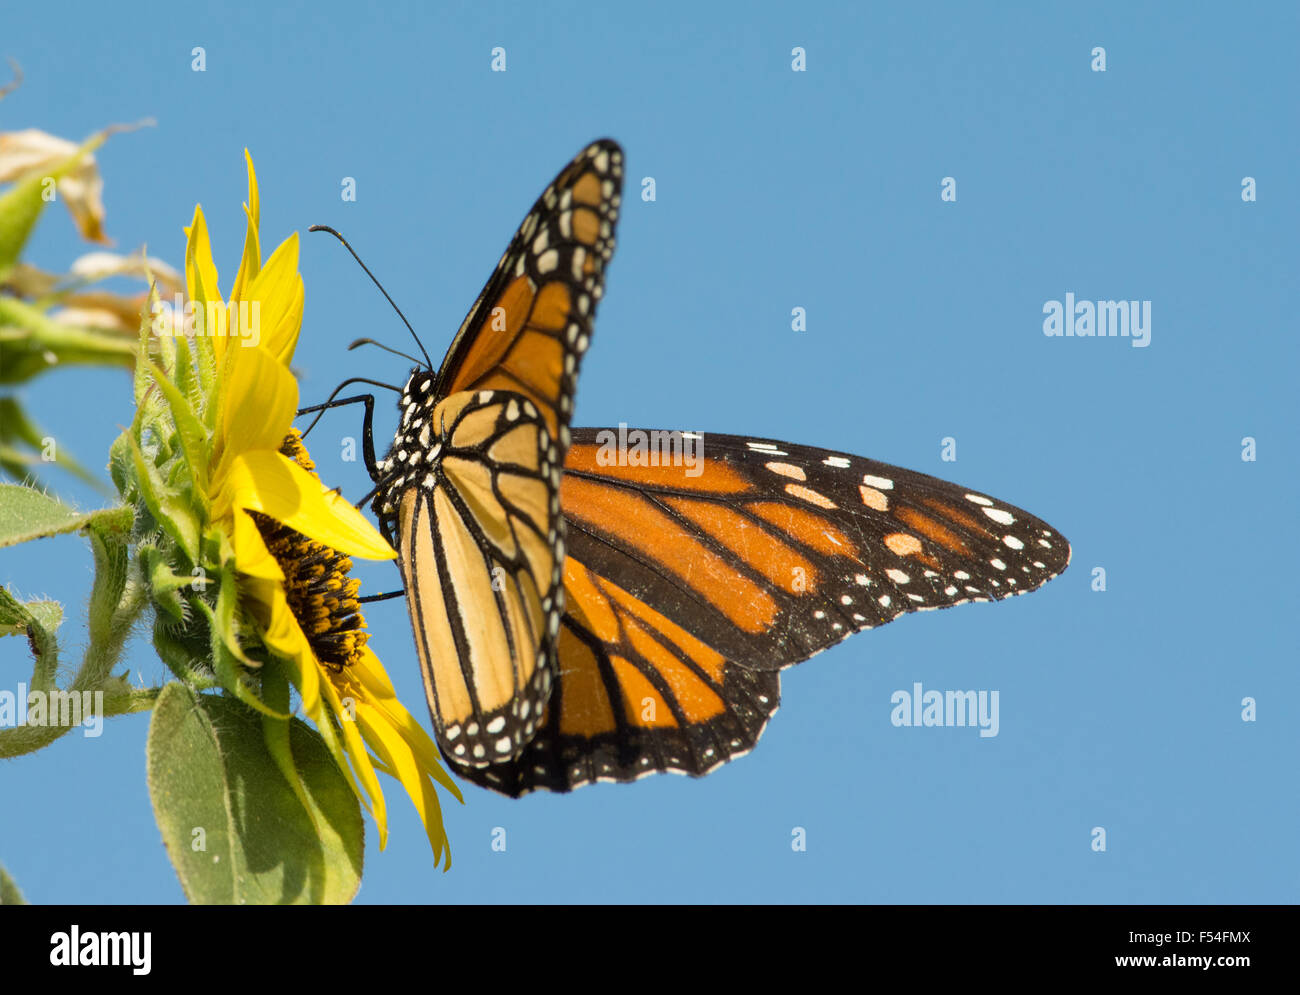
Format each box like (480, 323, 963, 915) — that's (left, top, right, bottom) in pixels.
(250, 431, 368, 672)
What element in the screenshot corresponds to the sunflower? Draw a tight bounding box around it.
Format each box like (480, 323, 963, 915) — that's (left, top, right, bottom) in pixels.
(133, 150, 459, 863)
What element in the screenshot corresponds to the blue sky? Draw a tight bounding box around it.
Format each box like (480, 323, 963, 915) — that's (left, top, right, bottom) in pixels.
(1, 1, 1296, 903)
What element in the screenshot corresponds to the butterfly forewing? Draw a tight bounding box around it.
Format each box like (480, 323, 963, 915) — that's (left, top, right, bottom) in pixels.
(432, 139, 624, 442)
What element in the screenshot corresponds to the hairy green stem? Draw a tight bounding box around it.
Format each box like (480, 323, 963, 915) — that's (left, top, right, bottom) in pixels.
(0, 542, 150, 758)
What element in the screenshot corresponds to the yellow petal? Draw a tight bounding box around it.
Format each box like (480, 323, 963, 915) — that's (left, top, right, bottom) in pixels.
(212, 345, 297, 478)
(184, 204, 221, 305)
(350, 645, 398, 698)
(351, 648, 463, 800)
(249, 577, 321, 714)
(230, 149, 262, 302)
(243, 233, 302, 365)
(319, 681, 389, 847)
(355, 700, 450, 860)
(220, 449, 394, 561)
(231, 509, 286, 582)
(244, 148, 260, 230)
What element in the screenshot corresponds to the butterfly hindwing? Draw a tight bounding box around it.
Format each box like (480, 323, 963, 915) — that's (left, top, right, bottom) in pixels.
(383, 387, 565, 767)
(451, 428, 1070, 795)
(450, 555, 783, 796)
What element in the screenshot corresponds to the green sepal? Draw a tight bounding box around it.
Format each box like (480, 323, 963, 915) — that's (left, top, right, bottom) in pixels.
(125, 424, 198, 560)
(184, 244, 217, 411)
(141, 545, 186, 621)
(140, 355, 211, 500)
(152, 612, 218, 689)
(107, 430, 136, 504)
(198, 574, 289, 720)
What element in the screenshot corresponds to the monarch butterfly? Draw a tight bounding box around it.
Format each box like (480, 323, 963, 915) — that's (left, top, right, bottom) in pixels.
(315, 139, 1070, 797)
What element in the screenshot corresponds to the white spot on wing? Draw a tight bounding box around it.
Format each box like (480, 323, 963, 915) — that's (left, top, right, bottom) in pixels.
(765, 461, 807, 481)
(983, 507, 1015, 526)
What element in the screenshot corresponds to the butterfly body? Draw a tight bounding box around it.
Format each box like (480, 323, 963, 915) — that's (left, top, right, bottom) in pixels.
(356, 140, 1069, 797)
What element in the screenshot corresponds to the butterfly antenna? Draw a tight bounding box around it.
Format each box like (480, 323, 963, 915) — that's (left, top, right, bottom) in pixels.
(308, 224, 433, 370)
(348, 337, 426, 368)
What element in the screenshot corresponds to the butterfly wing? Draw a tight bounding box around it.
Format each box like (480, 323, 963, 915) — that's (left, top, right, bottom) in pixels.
(380, 141, 623, 767)
(430, 138, 624, 443)
(449, 429, 1070, 795)
(455, 554, 784, 796)
(390, 388, 564, 766)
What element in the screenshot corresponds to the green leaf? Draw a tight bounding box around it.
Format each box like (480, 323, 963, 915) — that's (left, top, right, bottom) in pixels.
(0, 483, 131, 548)
(147, 684, 363, 905)
(0, 296, 136, 385)
(0, 397, 105, 490)
(260, 657, 321, 838)
(0, 169, 51, 274)
(0, 863, 27, 905)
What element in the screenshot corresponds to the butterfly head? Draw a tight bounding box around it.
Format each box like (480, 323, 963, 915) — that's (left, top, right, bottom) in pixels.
(372, 369, 439, 531)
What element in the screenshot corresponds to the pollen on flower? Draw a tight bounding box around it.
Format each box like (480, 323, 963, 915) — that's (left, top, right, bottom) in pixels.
(250, 430, 368, 673)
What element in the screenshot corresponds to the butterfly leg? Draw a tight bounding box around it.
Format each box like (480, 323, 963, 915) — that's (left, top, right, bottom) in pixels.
(296, 392, 410, 604)
(296, 389, 380, 480)
(358, 589, 406, 604)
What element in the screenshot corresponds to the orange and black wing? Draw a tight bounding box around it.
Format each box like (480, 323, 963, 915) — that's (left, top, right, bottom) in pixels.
(430, 139, 624, 443)
(449, 429, 1070, 796)
(376, 141, 622, 768)
(386, 389, 564, 767)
